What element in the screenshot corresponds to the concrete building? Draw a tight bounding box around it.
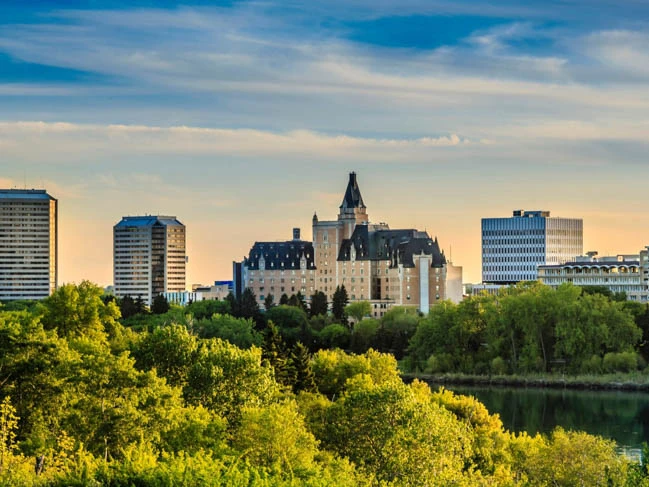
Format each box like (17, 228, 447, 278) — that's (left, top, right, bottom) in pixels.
(538, 249, 649, 302)
(482, 210, 583, 285)
(113, 215, 186, 306)
(237, 173, 463, 314)
(0, 189, 57, 300)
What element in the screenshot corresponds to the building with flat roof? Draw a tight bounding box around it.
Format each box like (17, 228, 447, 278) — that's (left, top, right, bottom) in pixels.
(0, 189, 57, 300)
(113, 215, 186, 306)
(482, 210, 582, 285)
(538, 249, 649, 302)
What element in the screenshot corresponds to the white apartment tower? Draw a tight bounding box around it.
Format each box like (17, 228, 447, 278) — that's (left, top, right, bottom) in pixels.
(0, 189, 57, 300)
(482, 210, 582, 284)
(113, 216, 186, 306)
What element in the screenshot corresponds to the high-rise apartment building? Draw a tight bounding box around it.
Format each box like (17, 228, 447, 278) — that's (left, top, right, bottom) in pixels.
(113, 215, 186, 306)
(482, 210, 583, 284)
(0, 189, 57, 300)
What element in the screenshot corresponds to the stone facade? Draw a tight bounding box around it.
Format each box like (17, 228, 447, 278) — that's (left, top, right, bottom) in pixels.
(238, 173, 463, 314)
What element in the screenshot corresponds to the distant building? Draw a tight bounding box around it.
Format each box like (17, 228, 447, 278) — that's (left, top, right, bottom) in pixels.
(0, 189, 58, 301)
(192, 281, 233, 300)
(113, 215, 186, 306)
(538, 249, 649, 302)
(482, 210, 583, 285)
(242, 228, 316, 306)
(236, 173, 463, 314)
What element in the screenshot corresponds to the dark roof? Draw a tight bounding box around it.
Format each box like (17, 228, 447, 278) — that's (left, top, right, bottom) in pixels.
(340, 172, 365, 209)
(114, 215, 184, 228)
(0, 189, 56, 201)
(338, 225, 446, 268)
(244, 240, 316, 271)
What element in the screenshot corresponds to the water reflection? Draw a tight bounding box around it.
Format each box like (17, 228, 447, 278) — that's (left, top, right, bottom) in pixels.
(445, 385, 649, 459)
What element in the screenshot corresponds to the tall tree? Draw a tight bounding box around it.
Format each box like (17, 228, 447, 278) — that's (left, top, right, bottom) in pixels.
(263, 294, 275, 311)
(119, 295, 137, 320)
(262, 321, 293, 387)
(309, 291, 328, 317)
(239, 288, 263, 328)
(279, 293, 289, 305)
(291, 342, 317, 393)
(151, 294, 170, 315)
(332, 285, 349, 325)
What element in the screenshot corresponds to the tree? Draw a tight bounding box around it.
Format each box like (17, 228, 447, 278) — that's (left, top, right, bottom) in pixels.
(263, 294, 274, 311)
(40, 281, 120, 339)
(345, 301, 371, 324)
(185, 299, 231, 320)
(239, 288, 263, 328)
(265, 305, 310, 345)
(350, 318, 380, 354)
(261, 321, 293, 387)
(151, 294, 170, 315)
(196, 314, 262, 349)
(279, 293, 289, 305)
(290, 342, 317, 393)
(287, 292, 307, 311)
(224, 292, 239, 317)
(134, 296, 147, 315)
(119, 296, 138, 320)
(318, 324, 351, 350)
(332, 286, 349, 325)
(309, 291, 328, 317)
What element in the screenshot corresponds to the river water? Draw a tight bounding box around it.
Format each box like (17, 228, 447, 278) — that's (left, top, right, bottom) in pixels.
(444, 385, 649, 460)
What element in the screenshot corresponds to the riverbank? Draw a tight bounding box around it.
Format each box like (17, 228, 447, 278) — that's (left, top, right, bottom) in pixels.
(402, 372, 649, 391)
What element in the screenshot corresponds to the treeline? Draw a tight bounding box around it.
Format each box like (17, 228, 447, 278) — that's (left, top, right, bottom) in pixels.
(2, 282, 649, 485)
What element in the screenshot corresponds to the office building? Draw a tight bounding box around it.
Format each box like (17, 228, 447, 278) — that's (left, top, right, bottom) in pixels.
(113, 215, 186, 306)
(0, 189, 57, 300)
(482, 210, 583, 284)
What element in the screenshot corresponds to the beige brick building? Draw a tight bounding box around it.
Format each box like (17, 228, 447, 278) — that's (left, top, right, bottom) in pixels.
(239, 173, 462, 315)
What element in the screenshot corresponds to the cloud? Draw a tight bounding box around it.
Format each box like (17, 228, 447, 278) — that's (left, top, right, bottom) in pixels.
(0, 121, 472, 162)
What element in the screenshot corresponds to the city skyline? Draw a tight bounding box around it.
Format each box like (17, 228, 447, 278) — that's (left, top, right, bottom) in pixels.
(2, 1, 648, 286)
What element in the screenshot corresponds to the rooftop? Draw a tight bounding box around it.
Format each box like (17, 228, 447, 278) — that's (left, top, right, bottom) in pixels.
(0, 189, 56, 201)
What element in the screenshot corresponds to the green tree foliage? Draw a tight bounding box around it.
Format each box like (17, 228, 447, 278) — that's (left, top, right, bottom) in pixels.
(311, 349, 400, 397)
(408, 282, 644, 375)
(345, 301, 371, 324)
(350, 318, 380, 353)
(262, 321, 294, 388)
(1, 280, 647, 486)
(151, 294, 170, 315)
(332, 285, 349, 324)
(240, 288, 263, 327)
(132, 323, 198, 388)
(291, 343, 317, 394)
(119, 295, 138, 319)
(185, 338, 279, 422)
(279, 293, 289, 305)
(373, 306, 419, 360)
(196, 313, 262, 349)
(185, 298, 231, 320)
(40, 281, 121, 340)
(265, 305, 310, 345)
(288, 292, 307, 312)
(317, 324, 351, 350)
(263, 294, 275, 311)
(322, 376, 471, 486)
(309, 291, 328, 318)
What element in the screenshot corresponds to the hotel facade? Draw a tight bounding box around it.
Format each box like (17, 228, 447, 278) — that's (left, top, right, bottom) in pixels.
(238, 173, 463, 316)
(0, 189, 57, 301)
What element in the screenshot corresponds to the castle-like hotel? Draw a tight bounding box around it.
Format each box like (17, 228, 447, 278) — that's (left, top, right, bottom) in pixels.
(236, 173, 462, 316)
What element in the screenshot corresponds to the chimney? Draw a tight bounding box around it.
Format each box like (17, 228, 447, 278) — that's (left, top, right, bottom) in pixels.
(293, 228, 301, 240)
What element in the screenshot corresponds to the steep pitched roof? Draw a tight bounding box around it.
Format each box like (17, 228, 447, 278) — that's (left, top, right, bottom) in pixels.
(244, 240, 316, 271)
(338, 225, 446, 268)
(340, 172, 365, 209)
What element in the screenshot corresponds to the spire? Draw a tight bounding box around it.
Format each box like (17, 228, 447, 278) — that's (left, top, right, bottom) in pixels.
(340, 172, 365, 210)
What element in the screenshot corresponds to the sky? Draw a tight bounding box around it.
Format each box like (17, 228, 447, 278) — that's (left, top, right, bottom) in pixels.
(1, 0, 649, 287)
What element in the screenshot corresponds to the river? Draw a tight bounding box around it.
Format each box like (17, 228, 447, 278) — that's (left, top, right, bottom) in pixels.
(444, 385, 649, 460)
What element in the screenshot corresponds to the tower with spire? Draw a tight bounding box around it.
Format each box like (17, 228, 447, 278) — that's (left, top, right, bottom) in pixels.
(338, 172, 369, 240)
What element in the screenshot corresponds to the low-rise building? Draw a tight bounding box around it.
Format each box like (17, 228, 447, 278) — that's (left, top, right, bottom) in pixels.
(538, 249, 649, 302)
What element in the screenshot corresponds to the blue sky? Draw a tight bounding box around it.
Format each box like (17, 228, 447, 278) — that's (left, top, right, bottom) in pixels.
(1, 0, 648, 285)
